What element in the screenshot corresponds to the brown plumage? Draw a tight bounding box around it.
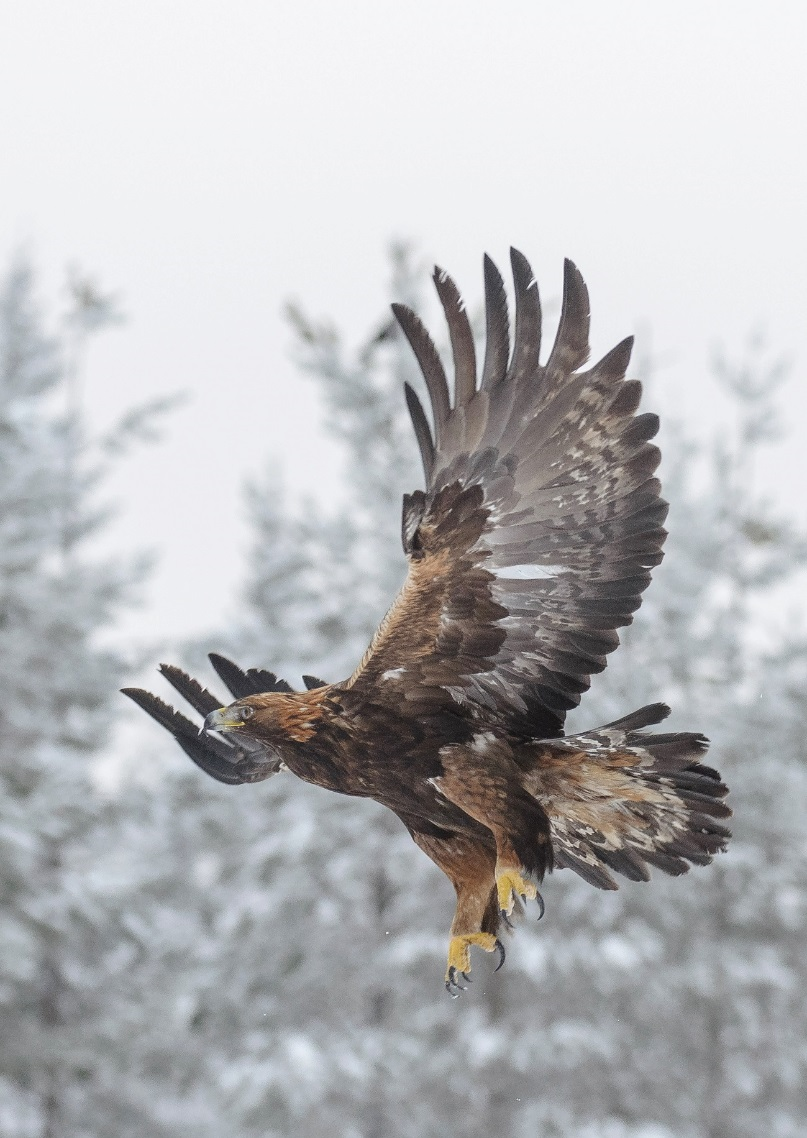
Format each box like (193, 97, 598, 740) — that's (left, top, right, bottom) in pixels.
(123, 250, 731, 994)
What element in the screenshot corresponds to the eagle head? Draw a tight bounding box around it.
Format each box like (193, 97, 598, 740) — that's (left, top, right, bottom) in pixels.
(202, 702, 257, 733)
(203, 689, 327, 749)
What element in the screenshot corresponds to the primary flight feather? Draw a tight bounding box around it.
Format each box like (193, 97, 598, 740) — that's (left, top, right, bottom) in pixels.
(124, 250, 730, 994)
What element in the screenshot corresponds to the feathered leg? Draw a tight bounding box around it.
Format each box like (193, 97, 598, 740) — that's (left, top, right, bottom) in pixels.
(409, 828, 504, 995)
(435, 739, 553, 920)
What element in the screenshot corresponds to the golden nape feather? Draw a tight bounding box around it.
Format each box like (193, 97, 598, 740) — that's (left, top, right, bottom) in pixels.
(123, 250, 730, 996)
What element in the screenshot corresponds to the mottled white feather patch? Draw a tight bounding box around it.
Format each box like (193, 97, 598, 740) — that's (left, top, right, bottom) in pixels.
(494, 563, 567, 580)
(470, 731, 498, 754)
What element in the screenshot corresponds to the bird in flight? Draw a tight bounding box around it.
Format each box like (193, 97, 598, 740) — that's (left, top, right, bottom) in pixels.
(124, 250, 730, 995)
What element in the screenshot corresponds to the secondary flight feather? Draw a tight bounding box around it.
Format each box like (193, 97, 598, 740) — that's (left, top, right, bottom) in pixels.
(124, 250, 730, 994)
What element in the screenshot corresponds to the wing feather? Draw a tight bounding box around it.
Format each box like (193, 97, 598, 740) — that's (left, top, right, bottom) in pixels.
(544, 258, 590, 381)
(391, 303, 450, 446)
(506, 248, 542, 387)
(159, 664, 223, 715)
(403, 382, 435, 481)
(121, 687, 263, 784)
(208, 652, 293, 697)
(433, 266, 477, 408)
(480, 254, 510, 389)
(123, 657, 290, 783)
(350, 252, 667, 737)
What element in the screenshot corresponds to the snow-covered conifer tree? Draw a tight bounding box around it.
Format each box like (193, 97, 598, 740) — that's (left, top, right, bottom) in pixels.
(0, 259, 186, 1138)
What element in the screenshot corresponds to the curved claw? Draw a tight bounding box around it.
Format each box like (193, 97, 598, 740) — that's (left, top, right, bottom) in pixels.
(493, 938, 506, 972)
(535, 889, 545, 921)
(445, 966, 467, 998)
(500, 909, 515, 931)
(461, 971, 472, 983)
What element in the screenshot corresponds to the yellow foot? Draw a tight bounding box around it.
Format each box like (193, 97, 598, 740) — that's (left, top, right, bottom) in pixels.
(496, 867, 537, 917)
(445, 933, 505, 997)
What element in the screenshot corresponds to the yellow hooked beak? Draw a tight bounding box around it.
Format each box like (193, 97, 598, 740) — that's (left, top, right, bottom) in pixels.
(202, 705, 253, 734)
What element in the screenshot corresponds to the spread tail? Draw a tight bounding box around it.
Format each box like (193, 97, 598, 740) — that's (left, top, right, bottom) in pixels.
(528, 704, 731, 890)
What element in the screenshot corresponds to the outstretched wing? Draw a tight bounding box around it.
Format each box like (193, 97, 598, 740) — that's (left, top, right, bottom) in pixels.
(347, 251, 666, 738)
(122, 655, 294, 783)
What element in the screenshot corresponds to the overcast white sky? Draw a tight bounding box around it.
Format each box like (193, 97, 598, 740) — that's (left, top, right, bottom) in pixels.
(1, 1, 806, 654)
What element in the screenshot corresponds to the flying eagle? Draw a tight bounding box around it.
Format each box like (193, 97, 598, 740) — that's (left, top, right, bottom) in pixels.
(124, 251, 730, 995)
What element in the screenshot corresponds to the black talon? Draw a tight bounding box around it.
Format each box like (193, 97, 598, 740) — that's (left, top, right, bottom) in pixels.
(461, 971, 472, 983)
(500, 909, 515, 931)
(493, 938, 506, 972)
(445, 966, 466, 997)
(535, 890, 545, 921)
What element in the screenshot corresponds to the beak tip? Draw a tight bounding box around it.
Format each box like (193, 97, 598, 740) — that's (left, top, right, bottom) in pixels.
(202, 709, 222, 735)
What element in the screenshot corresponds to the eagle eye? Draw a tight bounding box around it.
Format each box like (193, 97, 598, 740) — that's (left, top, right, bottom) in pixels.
(239, 705, 254, 721)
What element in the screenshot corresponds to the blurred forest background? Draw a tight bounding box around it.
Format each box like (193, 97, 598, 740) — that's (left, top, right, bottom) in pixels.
(1, 245, 805, 1138)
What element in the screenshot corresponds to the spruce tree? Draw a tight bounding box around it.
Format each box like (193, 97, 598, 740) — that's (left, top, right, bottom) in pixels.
(0, 259, 185, 1138)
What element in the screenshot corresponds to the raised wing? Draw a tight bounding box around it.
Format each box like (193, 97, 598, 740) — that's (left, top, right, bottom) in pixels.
(122, 655, 294, 783)
(347, 251, 666, 738)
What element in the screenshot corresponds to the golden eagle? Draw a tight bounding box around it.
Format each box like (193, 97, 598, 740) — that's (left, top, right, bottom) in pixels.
(124, 251, 730, 995)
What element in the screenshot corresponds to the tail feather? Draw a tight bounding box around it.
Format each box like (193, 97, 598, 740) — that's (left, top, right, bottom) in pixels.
(527, 708, 731, 890)
(601, 702, 671, 732)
